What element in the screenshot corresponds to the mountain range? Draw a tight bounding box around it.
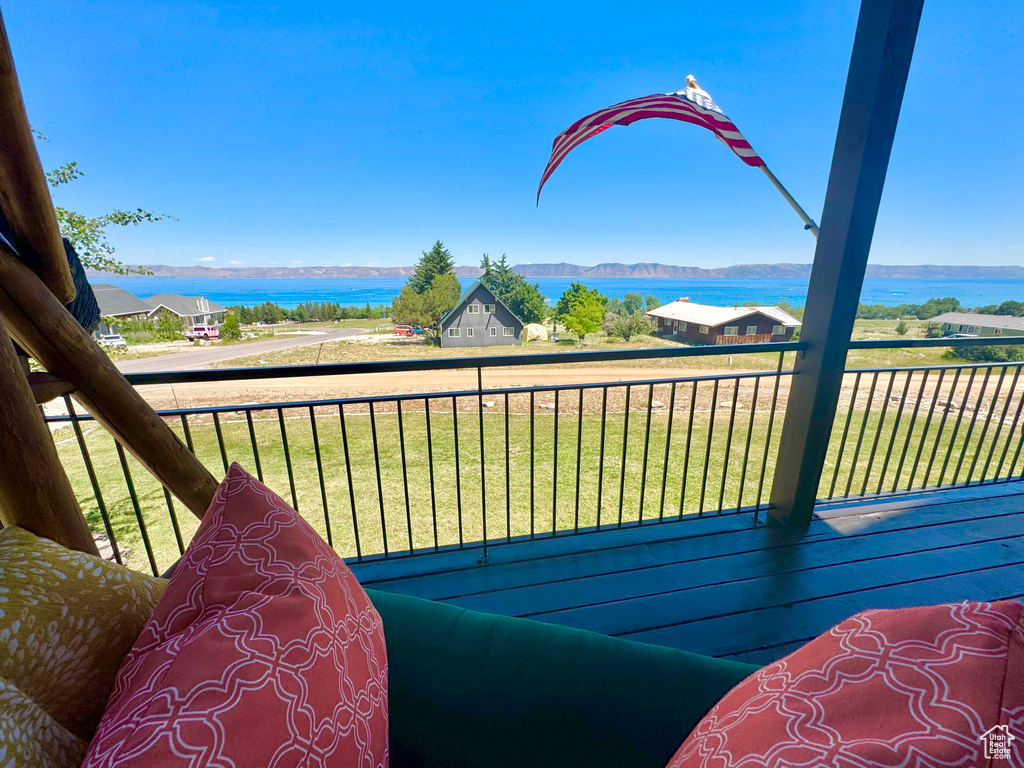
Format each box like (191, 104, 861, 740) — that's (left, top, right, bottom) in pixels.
(86, 262, 1024, 280)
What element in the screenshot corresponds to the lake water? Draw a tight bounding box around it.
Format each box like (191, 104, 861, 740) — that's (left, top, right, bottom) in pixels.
(91, 275, 1024, 310)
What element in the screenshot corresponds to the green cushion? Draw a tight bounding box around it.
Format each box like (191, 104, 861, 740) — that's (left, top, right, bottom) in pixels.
(366, 588, 758, 768)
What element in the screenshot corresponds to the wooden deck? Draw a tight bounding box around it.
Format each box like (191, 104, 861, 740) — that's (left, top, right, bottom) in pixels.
(352, 482, 1024, 664)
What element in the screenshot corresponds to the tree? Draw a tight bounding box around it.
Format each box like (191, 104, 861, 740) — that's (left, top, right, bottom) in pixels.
(408, 241, 455, 294)
(621, 293, 644, 315)
(996, 300, 1024, 317)
(562, 294, 605, 343)
(221, 312, 241, 340)
(392, 273, 461, 342)
(607, 311, 656, 342)
(895, 319, 909, 336)
(36, 131, 172, 274)
(944, 345, 1024, 363)
(917, 297, 961, 319)
(645, 295, 661, 311)
(479, 254, 546, 323)
(154, 313, 184, 341)
(555, 282, 607, 319)
(778, 300, 805, 321)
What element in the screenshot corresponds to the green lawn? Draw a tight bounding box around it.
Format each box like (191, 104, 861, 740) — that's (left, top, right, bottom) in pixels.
(54, 371, 1022, 576)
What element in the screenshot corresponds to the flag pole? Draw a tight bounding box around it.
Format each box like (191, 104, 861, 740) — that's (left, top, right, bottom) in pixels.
(759, 165, 819, 238)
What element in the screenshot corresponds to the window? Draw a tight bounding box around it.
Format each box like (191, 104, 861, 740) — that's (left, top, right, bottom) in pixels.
(503, 327, 513, 336)
(772, 325, 786, 336)
(484, 304, 495, 314)
(466, 327, 474, 337)
(746, 325, 758, 336)
(490, 327, 497, 336)
(699, 325, 710, 334)
(467, 304, 480, 314)
(448, 328, 460, 337)
(678, 322, 687, 331)
(723, 326, 738, 336)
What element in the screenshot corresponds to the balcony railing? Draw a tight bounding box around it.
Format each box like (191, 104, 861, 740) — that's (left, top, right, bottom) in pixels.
(46, 337, 1024, 576)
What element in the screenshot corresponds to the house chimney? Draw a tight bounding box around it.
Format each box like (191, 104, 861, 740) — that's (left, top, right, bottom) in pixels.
(678, 297, 690, 303)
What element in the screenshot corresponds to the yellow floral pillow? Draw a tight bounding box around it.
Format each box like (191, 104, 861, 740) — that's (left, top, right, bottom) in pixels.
(0, 526, 166, 751)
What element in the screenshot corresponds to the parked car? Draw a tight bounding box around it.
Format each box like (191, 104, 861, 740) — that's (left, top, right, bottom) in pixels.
(394, 325, 415, 337)
(97, 334, 127, 349)
(185, 325, 220, 340)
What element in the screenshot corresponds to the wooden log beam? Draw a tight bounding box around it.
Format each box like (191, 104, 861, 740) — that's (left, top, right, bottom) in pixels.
(0, 242, 220, 519)
(0, 9, 75, 302)
(0, 315, 98, 554)
(27, 371, 75, 404)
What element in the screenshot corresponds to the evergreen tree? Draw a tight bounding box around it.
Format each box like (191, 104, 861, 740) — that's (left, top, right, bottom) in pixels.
(408, 240, 456, 294)
(221, 312, 242, 340)
(479, 253, 546, 323)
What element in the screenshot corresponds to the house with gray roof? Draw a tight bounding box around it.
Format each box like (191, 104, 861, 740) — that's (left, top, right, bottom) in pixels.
(646, 299, 801, 344)
(145, 294, 226, 327)
(439, 282, 523, 348)
(928, 312, 1024, 337)
(92, 283, 153, 335)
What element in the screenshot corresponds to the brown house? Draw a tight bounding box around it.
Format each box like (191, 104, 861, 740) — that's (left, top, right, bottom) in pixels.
(646, 299, 800, 345)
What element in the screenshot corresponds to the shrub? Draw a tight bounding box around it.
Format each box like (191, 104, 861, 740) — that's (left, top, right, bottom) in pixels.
(221, 312, 242, 341)
(943, 344, 1024, 363)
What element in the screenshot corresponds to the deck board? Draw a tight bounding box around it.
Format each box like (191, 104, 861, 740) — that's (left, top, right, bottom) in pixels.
(354, 483, 1024, 662)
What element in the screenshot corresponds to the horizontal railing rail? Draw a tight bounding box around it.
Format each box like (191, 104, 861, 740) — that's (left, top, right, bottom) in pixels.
(47, 335, 1024, 576)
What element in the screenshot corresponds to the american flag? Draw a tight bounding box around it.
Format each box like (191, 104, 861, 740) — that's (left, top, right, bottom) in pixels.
(537, 86, 765, 202)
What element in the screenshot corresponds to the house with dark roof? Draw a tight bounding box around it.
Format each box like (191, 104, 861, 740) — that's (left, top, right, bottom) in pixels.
(144, 294, 226, 326)
(928, 312, 1024, 337)
(646, 299, 801, 344)
(92, 283, 153, 334)
(439, 281, 523, 348)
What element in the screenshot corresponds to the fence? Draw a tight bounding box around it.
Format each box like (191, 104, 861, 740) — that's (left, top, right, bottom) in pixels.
(46, 338, 1024, 575)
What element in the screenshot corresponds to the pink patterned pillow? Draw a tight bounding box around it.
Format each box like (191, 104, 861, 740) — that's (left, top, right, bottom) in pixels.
(668, 601, 1023, 768)
(83, 463, 388, 767)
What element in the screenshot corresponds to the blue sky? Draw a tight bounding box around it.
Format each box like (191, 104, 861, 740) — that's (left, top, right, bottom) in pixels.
(7, 1, 1022, 269)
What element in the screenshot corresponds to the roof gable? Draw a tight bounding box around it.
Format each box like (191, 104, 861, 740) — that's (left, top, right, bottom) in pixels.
(143, 293, 226, 316)
(91, 283, 152, 316)
(439, 281, 525, 326)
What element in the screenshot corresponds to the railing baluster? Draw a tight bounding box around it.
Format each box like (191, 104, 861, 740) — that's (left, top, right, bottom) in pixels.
(828, 372, 861, 499)
(162, 487, 185, 555)
(679, 381, 698, 519)
(477, 369, 488, 554)
(245, 410, 264, 482)
(994, 371, 1024, 480)
(368, 402, 388, 556)
(64, 396, 121, 564)
(862, 371, 898, 496)
(504, 392, 511, 541)
(887, 369, 928, 493)
(277, 408, 299, 510)
(738, 377, 760, 509)
(951, 366, 993, 485)
(980, 365, 1021, 483)
(717, 379, 740, 513)
(908, 368, 946, 490)
(307, 405, 332, 547)
(552, 388, 559, 536)
(638, 383, 655, 524)
(212, 412, 229, 474)
(966, 365, 1008, 484)
(658, 381, 678, 521)
(179, 413, 195, 454)
(618, 384, 632, 527)
(529, 390, 535, 538)
(845, 371, 879, 498)
(115, 442, 158, 576)
(452, 396, 464, 547)
(424, 399, 440, 550)
(938, 367, 978, 486)
(396, 400, 414, 552)
(1008, 412, 1024, 479)
(754, 352, 785, 520)
(924, 367, 961, 487)
(574, 387, 584, 533)
(338, 403, 361, 560)
(596, 386, 608, 530)
(698, 380, 720, 516)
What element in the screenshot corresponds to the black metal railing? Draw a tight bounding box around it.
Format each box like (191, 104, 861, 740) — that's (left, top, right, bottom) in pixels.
(46, 337, 1024, 575)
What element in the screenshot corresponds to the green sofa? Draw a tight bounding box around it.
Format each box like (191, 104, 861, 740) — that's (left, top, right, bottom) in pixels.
(368, 589, 759, 768)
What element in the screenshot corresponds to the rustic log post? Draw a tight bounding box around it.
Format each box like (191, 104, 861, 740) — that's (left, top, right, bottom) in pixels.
(0, 312, 98, 553)
(0, 8, 76, 303)
(0, 241, 220, 519)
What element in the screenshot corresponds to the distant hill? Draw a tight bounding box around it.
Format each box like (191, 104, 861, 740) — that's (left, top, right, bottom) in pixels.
(86, 262, 1024, 280)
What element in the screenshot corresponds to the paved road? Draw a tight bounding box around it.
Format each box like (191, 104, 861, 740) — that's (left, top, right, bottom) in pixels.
(115, 328, 365, 373)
